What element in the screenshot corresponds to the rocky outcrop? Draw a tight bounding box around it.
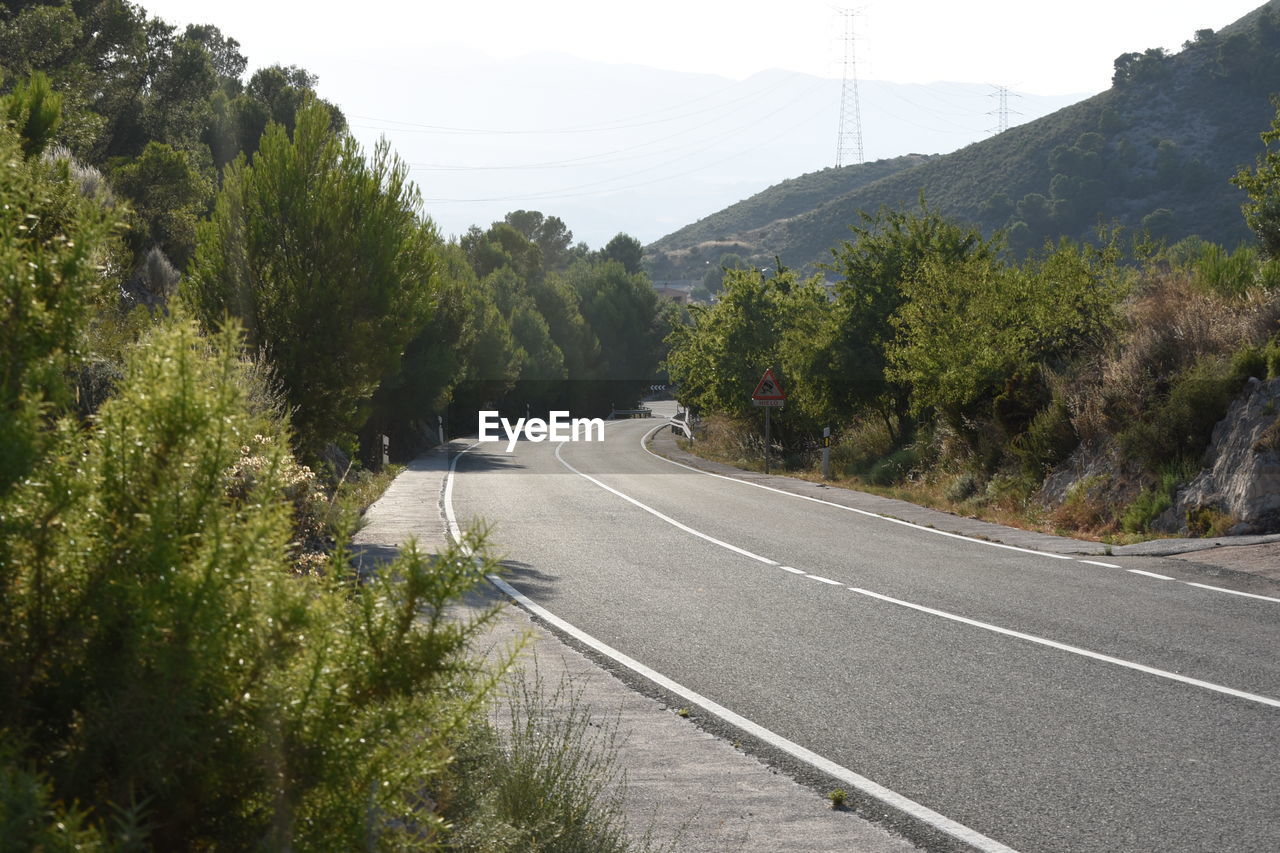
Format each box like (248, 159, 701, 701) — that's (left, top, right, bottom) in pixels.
(1038, 436, 1146, 512)
(1156, 377, 1280, 535)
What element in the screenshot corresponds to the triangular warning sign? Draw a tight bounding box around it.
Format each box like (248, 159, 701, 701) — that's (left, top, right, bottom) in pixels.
(751, 368, 786, 400)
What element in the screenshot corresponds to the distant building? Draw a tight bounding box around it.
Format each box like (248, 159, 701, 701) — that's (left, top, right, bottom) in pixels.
(653, 279, 698, 304)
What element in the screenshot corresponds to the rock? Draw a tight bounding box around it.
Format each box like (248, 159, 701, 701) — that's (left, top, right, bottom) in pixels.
(1156, 377, 1280, 535)
(1038, 436, 1145, 510)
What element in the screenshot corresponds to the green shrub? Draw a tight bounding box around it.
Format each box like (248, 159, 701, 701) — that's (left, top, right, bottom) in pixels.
(1121, 352, 1255, 472)
(1010, 401, 1079, 479)
(1121, 486, 1174, 533)
(1120, 465, 1193, 533)
(1263, 336, 1280, 379)
(946, 472, 980, 502)
(0, 318, 505, 849)
(830, 416, 895, 477)
(1231, 344, 1267, 383)
(866, 446, 921, 485)
(1185, 505, 1234, 537)
(0, 123, 119, 496)
(1194, 243, 1259, 297)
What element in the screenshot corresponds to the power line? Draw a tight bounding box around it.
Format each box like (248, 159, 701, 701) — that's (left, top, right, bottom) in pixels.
(419, 79, 832, 203)
(986, 84, 1022, 134)
(349, 71, 807, 137)
(835, 7, 865, 168)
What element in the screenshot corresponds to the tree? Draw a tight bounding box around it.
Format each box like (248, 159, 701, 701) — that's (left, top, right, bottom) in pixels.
(143, 34, 218, 150)
(702, 252, 749, 294)
(817, 200, 997, 441)
(1, 71, 62, 157)
(0, 121, 118, 495)
(186, 101, 436, 457)
(886, 240, 1123, 432)
(111, 141, 212, 268)
(568, 258, 661, 409)
(183, 23, 247, 88)
(600, 232, 644, 274)
(665, 269, 780, 420)
(1232, 97, 1280, 258)
(364, 244, 521, 455)
(462, 221, 543, 281)
(665, 266, 828, 439)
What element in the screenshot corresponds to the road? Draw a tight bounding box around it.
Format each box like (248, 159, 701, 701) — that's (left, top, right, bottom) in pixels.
(447, 404, 1280, 853)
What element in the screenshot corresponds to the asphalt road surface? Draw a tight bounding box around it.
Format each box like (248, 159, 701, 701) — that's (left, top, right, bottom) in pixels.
(447, 405, 1280, 853)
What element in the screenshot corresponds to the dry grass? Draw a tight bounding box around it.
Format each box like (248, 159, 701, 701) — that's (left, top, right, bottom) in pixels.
(1060, 271, 1280, 444)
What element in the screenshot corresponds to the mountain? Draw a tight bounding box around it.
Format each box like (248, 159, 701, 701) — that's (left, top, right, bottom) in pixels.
(321, 53, 1080, 248)
(646, 1, 1280, 274)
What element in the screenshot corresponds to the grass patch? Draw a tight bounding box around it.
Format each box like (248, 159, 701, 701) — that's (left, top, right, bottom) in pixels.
(442, 669, 669, 852)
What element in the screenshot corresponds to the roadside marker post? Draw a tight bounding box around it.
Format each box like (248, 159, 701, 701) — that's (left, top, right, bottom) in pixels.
(751, 368, 787, 474)
(822, 426, 832, 480)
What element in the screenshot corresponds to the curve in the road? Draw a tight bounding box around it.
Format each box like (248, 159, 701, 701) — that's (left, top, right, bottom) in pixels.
(548, 429, 1280, 710)
(444, 438, 1024, 853)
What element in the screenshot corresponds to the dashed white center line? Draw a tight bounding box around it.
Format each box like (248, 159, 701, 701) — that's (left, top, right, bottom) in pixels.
(1080, 560, 1123, 568)
(1184, 582, 1280, 603)
(554, 440, 779, 567)
(1127, 569, 1175, 580)
(848, 587, 1280, 708)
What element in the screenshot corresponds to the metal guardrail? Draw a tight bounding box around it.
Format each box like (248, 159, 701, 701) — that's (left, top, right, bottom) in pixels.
(668, 412, 695, 441)
(608, 407, 653, 419)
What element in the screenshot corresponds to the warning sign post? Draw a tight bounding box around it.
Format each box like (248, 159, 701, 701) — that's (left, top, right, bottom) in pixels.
(751, 368, 786, 473)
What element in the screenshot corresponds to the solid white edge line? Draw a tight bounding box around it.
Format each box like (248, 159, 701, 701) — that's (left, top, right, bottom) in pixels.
(1080, 560, 1123, 569)
(848, 587, 1280, 709)
(1183, 582, 1280, 604)
(484, 570, 1023, 853)
(443, 440, 480, 545)
(554, 438, 779, 566)
(448, 435, 1022, 853)
(643, 424, 1072, 562)
(806, 574, 844, 585)
(780, 566, 807, 574)
(1126, 569, 1174, 580)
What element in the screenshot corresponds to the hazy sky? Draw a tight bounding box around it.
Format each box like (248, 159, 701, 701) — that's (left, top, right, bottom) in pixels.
(141, 0, 1263, 95)
(134, 0, 1270, 243)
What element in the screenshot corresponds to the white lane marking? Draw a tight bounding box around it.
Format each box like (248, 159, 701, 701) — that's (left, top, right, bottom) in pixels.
(642, 425, 1072, 562)
(849, 587, 1280, 709)
(646, 425, 1280, 603)
(1127, 569, 1174, 580)
(806, 574, 844, 586)
(554, 440, 778, 566)
(780, 566, 807, 575)
(485, 571, 1022, 853)
(443, 440, 481, 544)
(1183, 583, 1280, 604)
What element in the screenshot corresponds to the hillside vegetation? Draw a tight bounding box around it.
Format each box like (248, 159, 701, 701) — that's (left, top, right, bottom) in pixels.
(667, 102, 1280, 539)
(647, 154, 932, 275)
(648, 1, 1280, 275)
